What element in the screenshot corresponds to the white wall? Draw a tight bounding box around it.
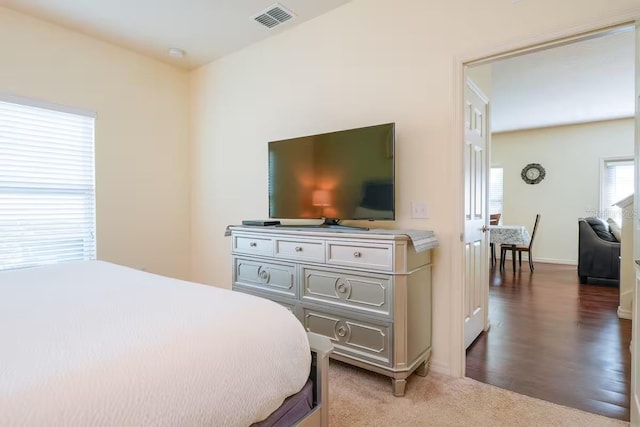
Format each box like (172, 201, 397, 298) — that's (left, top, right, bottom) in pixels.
(0, 7, 191, 279)
(190, 0, 640, 374)
(493, 119, 634, 264)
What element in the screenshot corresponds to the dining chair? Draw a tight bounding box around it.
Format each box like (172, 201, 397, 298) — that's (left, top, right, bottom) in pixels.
(500, 214, 541, 272)
(489, 213, 501, 266)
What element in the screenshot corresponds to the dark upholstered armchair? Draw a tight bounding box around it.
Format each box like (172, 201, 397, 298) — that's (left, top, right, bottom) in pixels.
(577, 218, 620, 284)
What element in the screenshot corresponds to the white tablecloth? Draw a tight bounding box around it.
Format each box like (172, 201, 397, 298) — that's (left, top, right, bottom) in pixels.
(490, 225, 531, 246)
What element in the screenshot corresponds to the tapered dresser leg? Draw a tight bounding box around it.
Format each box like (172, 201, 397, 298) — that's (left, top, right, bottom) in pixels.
(392, 378, 407, 397)
(415, 360, 429, 377)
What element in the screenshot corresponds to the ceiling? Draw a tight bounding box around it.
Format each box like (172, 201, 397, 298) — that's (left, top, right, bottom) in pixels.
(0, 0, 351, 69)
(474, 28, 635, 133)
(1, 1, 633, 126)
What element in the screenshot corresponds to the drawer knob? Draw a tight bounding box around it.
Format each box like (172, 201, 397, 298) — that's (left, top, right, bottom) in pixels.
(337, 283, 347, 293)
(249, 242, 257, 247)
(295, 246, 303, 252)
(259, 270, 270, 281)
(337, 326, 348, 337)
(353, 251, 362, 258)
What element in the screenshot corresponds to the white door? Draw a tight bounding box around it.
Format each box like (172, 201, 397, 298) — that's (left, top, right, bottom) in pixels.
(463, 78, 490, 349)
(630, 20, 640, 427)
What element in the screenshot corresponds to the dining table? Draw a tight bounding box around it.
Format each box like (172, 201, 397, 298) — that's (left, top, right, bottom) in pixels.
(489, 225, 532, 272)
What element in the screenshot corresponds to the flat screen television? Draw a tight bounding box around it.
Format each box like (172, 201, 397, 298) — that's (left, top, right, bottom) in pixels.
(268, 123, 395, 228)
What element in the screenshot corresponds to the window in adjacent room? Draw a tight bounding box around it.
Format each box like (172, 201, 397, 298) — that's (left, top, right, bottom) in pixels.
(600, 157, 634, 225)
(0, 96, 96, 271)
(489, 166, 504, 223)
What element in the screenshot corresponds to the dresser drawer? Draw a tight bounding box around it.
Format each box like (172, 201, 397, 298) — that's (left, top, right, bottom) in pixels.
(233, 257, 296, 298)
(275, 238, 325, 263)
(303, 308, 392, 367)
(301, 267, 392, 318)
(326, 241, 393, 272)
(233, 234, 273, 257)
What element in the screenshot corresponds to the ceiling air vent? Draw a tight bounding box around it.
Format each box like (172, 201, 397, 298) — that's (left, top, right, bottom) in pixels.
(253, 3, 296, 29)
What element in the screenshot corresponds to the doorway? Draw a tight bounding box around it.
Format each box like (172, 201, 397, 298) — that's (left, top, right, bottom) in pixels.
(460, 24, 636, 420)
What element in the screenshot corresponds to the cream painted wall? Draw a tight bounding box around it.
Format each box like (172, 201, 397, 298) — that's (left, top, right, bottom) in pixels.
(0, 7, 191, 279)
(190, 0, 640, 374)
(467, 64, 493, 101)
(493, 119, 634, 264)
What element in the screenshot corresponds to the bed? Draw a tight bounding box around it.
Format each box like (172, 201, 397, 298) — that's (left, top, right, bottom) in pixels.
(0, 261, 331, 426)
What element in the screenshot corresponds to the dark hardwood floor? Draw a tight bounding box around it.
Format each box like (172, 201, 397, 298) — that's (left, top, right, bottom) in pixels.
(465, 262, 632, 421)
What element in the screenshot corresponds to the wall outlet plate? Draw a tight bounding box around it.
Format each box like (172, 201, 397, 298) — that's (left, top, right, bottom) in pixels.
(411, 201, 428, 219)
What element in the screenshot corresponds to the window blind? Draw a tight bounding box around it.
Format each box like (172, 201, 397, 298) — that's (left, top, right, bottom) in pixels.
(602, 159, 634, 224)
(0, 99, 96, 271)
(489, 167, 504, 221)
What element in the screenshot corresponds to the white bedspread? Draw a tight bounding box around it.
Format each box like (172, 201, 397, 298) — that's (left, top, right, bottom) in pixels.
(0, 261, 311, 426)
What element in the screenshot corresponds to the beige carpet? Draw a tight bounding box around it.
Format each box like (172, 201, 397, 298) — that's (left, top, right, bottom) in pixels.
(328, 361, 628, 426)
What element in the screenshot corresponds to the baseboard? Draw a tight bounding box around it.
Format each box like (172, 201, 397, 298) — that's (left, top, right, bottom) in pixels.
(618, 306, 632, 320)
(533, 258, 577, 266)
(429, 360, 449, 376)
(498, 255, 577, 266)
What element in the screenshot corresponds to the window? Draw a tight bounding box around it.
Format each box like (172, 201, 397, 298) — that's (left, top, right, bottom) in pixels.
(600, 158, 634, 224)
(489, 167, 504, 222)
(0, 96, 96, 271)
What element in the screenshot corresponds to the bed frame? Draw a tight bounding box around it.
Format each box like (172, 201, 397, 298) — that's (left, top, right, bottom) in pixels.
(296, 332, 333, 427)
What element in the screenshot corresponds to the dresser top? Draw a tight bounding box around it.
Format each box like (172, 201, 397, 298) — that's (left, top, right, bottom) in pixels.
(226, 225, 438, 252)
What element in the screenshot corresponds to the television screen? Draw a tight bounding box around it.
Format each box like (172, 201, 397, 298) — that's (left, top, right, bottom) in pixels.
(268, 123, 395, 222)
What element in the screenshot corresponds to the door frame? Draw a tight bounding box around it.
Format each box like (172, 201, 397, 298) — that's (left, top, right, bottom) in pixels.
(451, 12, 639, 378)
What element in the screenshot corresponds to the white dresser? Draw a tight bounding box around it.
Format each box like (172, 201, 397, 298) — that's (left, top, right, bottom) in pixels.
(229, 225, 433, 396)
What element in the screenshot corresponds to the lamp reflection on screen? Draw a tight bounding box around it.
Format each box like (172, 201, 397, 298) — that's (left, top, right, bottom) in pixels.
(312, 189, 331, 217)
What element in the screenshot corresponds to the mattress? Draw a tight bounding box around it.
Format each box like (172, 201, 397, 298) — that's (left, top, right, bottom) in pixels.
(0, 261, 311, 426)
